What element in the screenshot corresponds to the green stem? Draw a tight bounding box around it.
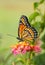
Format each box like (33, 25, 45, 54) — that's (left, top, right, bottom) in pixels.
(29, 52, 35, 65)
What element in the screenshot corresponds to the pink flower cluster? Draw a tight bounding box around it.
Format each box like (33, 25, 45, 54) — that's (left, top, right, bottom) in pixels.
(11, 41, 41, 55)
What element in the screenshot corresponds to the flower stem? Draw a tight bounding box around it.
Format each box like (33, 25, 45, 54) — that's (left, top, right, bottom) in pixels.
(29, 52, 35, 65)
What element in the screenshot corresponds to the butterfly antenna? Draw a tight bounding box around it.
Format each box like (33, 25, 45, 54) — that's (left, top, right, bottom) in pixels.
(7, 34, 16, 38)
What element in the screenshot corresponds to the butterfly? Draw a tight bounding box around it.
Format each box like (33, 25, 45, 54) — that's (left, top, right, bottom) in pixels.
(17, 15, 38, 41)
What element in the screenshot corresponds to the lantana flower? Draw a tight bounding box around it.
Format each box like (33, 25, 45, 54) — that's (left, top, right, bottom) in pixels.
(11, 41, 41, 55)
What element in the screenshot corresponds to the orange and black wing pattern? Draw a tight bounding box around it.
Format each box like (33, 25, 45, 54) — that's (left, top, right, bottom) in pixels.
(17, 15, 38, 41)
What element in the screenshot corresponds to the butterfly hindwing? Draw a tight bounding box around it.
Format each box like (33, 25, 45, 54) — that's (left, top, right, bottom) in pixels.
(31, 27, 38, 39)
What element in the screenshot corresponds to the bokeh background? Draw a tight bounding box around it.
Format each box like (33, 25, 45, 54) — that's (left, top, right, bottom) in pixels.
(0, 0, 45, 65)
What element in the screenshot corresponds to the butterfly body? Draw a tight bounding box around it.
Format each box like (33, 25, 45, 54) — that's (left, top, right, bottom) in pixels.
(17, 15, 38, 41)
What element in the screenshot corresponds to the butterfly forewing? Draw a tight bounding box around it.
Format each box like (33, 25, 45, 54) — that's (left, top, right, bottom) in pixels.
(20, 15, 31, 27)
(17, 15, 38, 41)
(18, 22, 26, 40)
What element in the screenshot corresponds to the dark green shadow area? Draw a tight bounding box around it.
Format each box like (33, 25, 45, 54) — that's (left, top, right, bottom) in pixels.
(34, 53, 45, 65)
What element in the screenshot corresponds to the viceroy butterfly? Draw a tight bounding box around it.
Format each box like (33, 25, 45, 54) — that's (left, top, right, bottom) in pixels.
(17, 15, 38, 41)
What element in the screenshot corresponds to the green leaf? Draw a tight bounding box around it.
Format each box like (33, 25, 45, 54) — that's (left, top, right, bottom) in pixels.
(34, 2, 39, 9)
(29, 12, 40, 22)
(39, 0, 45, 4)
(34, 0, 45, 9)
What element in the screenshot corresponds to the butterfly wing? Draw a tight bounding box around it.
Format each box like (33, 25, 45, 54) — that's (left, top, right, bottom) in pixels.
(22, 27, 34, 41)
(17, 23, 26, 41)
(17, 15, 29, 41)
(31, 27, 38, 39)
(22, 27, 38, 41)
(20, 15, 31, 27)
(17, 15, 38, 41)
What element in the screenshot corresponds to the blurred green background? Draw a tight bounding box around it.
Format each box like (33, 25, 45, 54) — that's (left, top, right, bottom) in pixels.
(0, 0, 45, 65)
(0, 0, 36, 48)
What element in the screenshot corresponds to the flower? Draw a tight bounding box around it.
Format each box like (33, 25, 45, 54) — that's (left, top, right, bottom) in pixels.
(33, 45, 41, 53)
(11, 41, 41, 55)
(11, 41, 30, 55)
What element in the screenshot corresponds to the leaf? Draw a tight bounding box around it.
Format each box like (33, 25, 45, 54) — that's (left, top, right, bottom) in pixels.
(39, 0, 45, 4)
(34, 0, 45, 9)
(34, 2, 39, 9)
(29, 12, 40, 22)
